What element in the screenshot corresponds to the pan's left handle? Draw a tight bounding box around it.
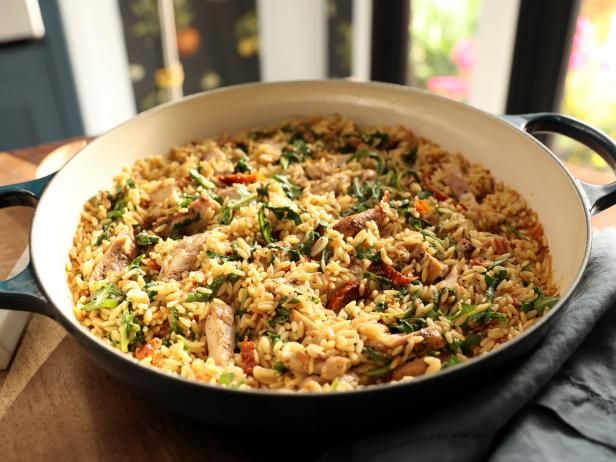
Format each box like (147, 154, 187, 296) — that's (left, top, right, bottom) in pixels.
(0, 174, 56, 318)
(502, 113, 616, 216)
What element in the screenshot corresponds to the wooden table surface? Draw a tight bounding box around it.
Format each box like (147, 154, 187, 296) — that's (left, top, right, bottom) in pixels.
(0, 140, 614, 462)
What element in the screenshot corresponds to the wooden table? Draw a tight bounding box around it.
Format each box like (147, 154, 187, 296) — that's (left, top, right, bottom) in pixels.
(0, 140, 614, 461)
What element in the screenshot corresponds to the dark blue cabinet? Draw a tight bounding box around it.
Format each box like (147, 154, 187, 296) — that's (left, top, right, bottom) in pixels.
(0, 0, 83, 150)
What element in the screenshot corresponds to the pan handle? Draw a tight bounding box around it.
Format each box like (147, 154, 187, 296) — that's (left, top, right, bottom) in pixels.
(502, 113, 616, 215)
(0, 174, 55, 317)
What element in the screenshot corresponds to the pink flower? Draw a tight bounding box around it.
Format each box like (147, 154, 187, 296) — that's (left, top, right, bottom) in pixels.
(451, 38, 477, 73)
(427, 76, 469, 100)
(569, 16, 594, 70)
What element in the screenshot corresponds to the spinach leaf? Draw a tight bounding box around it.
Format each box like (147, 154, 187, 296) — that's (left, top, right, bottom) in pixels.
(267, 243, 302, 262)
(206, 250, 242, 262)
(417, 190, 433, 199)
(280, 139, 311, 169)
(96, 222, 113, 245)
(234, 157, 251, 173)
(258, 205, 273, 244)
(320, 246, 331, 272)
(107, 193, 126, 220)
(520, 288, 559, 316)
(219, 372, 235, 385)
(189, 168, 215, 189)
(178, 194, 198, 209)
(267, 206, 302, 225)
(128, 254, 145, 271)
(363, 346, 388, 363)
(120, 309, 141, 353)
(444, 355, 462, 369)
(347, 149, 385, 174)
(186, 274, 242, 302)
(84, 284, 124, 311)
(273, 362, 289, 374)
(504, 224, 529, 241)
(364, 271, 393, 288)
(273, 175, 302, 200)
(391, 317, 428, 334)
(364, 365, 391, 378)
(136, 231, 160, 246)
(170, 214, 200, 240)
(405, 146, 418, 165)
(269, 297, 290, 326)
(218, 190, 258, 225)
(485, 269, 508, 302)
(362, 131, 389, 148)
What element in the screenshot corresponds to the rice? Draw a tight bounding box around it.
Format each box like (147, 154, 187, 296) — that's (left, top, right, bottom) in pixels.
(66, 115, 559, 392)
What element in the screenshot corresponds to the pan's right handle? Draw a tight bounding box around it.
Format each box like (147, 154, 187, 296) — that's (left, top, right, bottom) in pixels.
(0, 174, 56, 317)
(502, 113, 616, 215)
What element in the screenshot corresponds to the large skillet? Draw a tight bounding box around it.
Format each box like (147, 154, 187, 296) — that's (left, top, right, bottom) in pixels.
(1, 81, 616, 427)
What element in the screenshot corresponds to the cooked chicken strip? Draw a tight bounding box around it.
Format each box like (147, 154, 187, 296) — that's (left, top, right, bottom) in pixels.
(422, 253, 447, 283)
(150, 182, 179, 207)
(205, 301, 236, 366)
(334, 204, 385, 238)
(160, 232, 209, 280)
(442, 162, 479, 209)
(392, 357, 428, 380)
(320, 356, 351, 380)
(91, 234, 137, 281)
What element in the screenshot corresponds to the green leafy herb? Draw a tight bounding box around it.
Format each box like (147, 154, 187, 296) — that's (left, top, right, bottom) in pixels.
(450, 333, 482, 355)
(120, 309, 141, 353)
(364, 365, 391, 378)
(347, 149, 385, 174)
(144, 281, 158, 299)
(258, 205, 273, 244)
(218, 190, 258, 225)
(107, 194, 126, 220)
(170, 215, 200, 240)
(267, 243, 302, 262)
(267, 206, 303, 225)
(219, 372, 235, 385)
(520, 288, 559, 316)
(374, 299, 388, 312)
(405, 146, 418, 165)
(343, 179, 383, 216)
(434, 287, 457, 310)
(280, 139, 311, 169)
(505, 224, 530, 241)
(470, 308, 508, 324)
(234, 157, 251, 173)
(136, 231, 160, 246)
(167, 306, 181, 333)
(269, 298, 290, 327)
(385, 170, 404, 190)
(272, 362, 289, 374)
(84, 284, 124, 311)
(265, 330, 280, 345)
(178, 194, 198, 209)
(206, 250, 241, 262)
(338, 144, 356, 154)
(126, 178, 136, 188)
(364, 271, 392, 288)
(128, 254, 145, 272)
(485, 268, 508, 302)
(186, 274, 242, 302)
(273, 175, 301, 200)
(96, 222, 112, 245)
(300, 230, 321, 256)
(417, 190, 433, 199)
(320, 246, 331, 272)
(363, 346, 388, 363)
(444, 355, 462, 369)
(362, 131, 389, 148)
(190, 168, 214, 189)
(392, 317, 428, 334)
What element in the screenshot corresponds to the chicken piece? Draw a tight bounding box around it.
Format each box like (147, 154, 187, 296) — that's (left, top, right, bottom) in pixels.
(218, 187, 240, 201)
(150, 182, 179, 207)
(327, 281, 361, 312)
(240, 341, 256, 375)
(91, 234, 137, 281)
(320, 356, 351, 380)
(284, 349, 311, 374)
(369, 260, 417, 287)
(154, 196, 218, 239)
(457, 237, 475, 257)
(205, 301, 236, 366)
(421, 254, 447, 283)
(412, 327, 446, 353)
(392, 357, 428, 380)
(200, 146, 226, 163)
(160, 232, 209, 280)
(291, 310, 318, 332)
(442, 163, 479, 209)
(333, 204, 385, 238)
(442, 265, 459, 289)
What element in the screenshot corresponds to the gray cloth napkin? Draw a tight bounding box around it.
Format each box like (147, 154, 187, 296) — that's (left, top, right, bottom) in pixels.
(320, 228, 616, 462)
